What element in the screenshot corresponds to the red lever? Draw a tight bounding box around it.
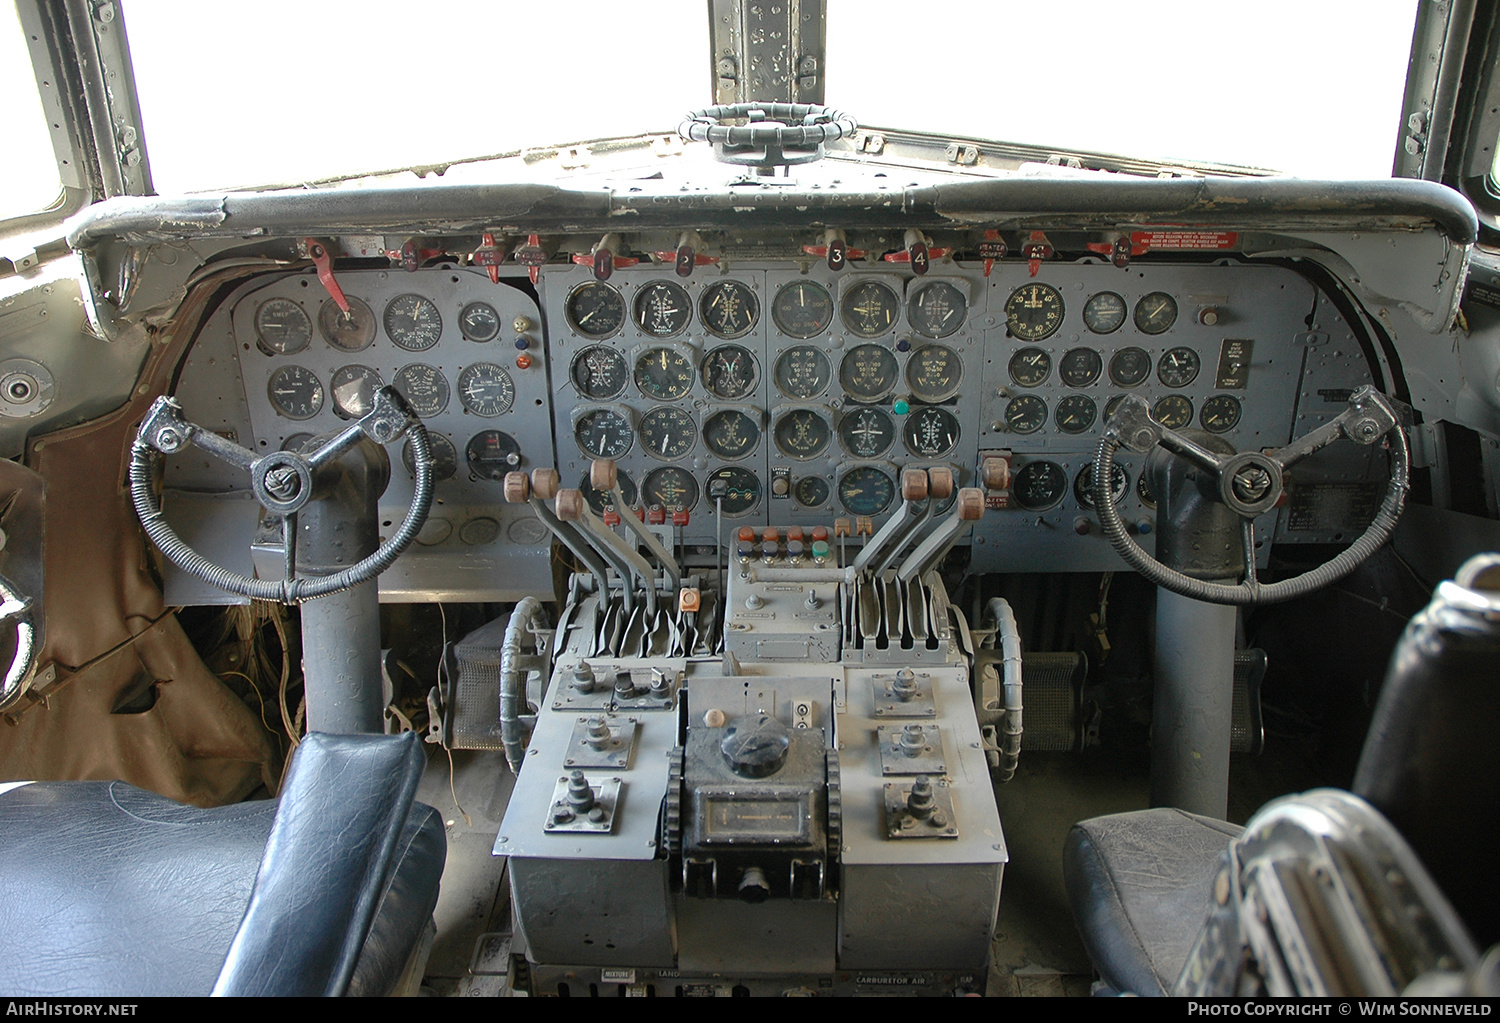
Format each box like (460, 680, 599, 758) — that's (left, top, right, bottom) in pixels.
(571, 233, 639, 281)
(387, 239, 446, 272)
(303, 239, 350, 315)
(671, 509, 690, 527)
(978, 229, 1008, 278)
(512, 234, 548, 285)
(802, 229, 865, 271)
(647, 506, 667, 525)
(883, 230, 949, 273)
(472, 232, 506, 284)
(1085, 235, 1132, 269)
(1022, 231, 1054, 278)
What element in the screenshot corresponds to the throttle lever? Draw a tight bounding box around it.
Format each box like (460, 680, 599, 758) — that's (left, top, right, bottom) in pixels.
(896, 488, 986, 583)
(593, 459, 682, 592)
(504, 470, 611, 592)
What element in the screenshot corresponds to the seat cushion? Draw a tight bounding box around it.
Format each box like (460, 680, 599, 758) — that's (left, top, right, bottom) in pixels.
(1063, 808, 1242, 996)
(0, 780, 276, 997)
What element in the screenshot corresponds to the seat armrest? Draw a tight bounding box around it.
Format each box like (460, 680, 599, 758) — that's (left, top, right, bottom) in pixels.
(212, 731, 430, 997)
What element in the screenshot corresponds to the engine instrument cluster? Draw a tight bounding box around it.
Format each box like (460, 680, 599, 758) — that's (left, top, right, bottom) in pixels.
(164, 252, 1379, 601)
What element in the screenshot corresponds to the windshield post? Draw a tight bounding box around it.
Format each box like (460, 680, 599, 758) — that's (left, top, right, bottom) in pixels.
(708, 0, 826, 105)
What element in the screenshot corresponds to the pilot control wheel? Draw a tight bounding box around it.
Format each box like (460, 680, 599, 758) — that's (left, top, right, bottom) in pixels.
(129, 387, 433, 604)
(678, 102, 857, 169)
(1093, 385, 1410, 606)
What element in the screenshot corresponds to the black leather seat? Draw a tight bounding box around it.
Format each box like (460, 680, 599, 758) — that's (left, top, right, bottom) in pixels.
(0, 731, 445, 997)
(1064, 555, 1500, 995)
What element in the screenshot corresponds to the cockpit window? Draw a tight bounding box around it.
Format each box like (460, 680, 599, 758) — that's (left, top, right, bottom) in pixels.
(123, 2, 707, 194)
(0, 2, 64, 221)
(827, 0, 1418, 178)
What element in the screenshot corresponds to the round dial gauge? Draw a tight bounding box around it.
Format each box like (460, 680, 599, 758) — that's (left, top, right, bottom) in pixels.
(570, 345, 629, 400)
(565, 281, 626, 338)
(330, 365, 383, 420)
(840, 280, 900, 337)
(699, 280, 759, 339)
(1075, 463, 1129, 509)
(839, 344, 899, 401)
(904, 406, 961, 456)
(1005, 283, 1064, 341)
(392, 364, 450, 418)
(574, 408, 633, 458)
(1004, 395, 1048, 435)
(1105, 395, 1126, 422)
(384, 294, 442, 352)
(634, 347, 695, 400)
(774, 345, 832, 399)
(774, 409, 832, 460)
(634, 280, 692, 337)
(458, 301, 501, 343)
(701, 345, 759, 399)
(1083, 292, 1128, 335)
(1134, 292, 1179, 335)
(1059, 348, 1103, 388)
(1055, 394, 1098, 435)
(1200, 395, 1243, 433)
(1009, 348, 1052, 387)
(402, 433, 458, 482)
(1013, 461, 1068, 511)
(905, 343, 962, 402)
(318, 297, 376, 352)
(839, 466, 896, 516)
(255, 298, 312, 355)
(267, 365, 323, 420)
(1157, 347, 1201, 387)
(772, 280, 834, 339)
(907, 281, 967, 339)
(639, 406, 697, 460)
(794, 476, 830, 508)
(839, 407, 896, 459)
(643, 466, 699, 513)
(1153, 394, 1194, 429)
(457, 363, 516, 416)
(580, 470, 637, 515)
(465, 430, 523, 481)
(705, 466, 760, 515)
(281, 433, 313, 452)
(1138, 472, 1157, 509)
(703, 409, 760, 460)
(1108, 347, 1152, 387)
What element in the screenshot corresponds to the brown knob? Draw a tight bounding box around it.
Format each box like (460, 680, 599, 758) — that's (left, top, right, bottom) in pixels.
(901, 468, 928, 503)
(956, 488, 985, 521)
(555, 489, 585, 522)
(926, 466, 954, 500)
(981, 456, 1011, 491)
(530, 467, 561, 500)
(503, 471, 530, 503)
(590, 459, 618, 491)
